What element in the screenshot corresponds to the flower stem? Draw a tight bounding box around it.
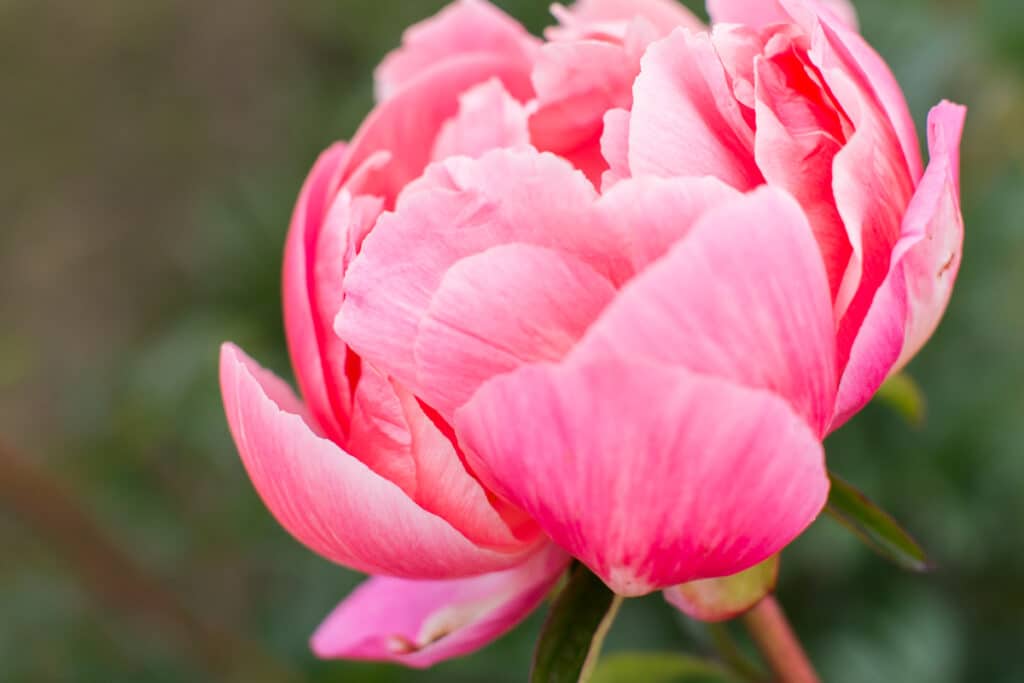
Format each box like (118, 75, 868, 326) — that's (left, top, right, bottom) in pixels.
(742, 596, 820, 683)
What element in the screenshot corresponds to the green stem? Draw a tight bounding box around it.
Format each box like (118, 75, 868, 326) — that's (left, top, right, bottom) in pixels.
(742, 597, 819, 683)
(707, 623, 764, 682)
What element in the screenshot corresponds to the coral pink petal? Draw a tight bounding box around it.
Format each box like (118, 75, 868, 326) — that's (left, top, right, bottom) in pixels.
(432, 79, 531, 160)
(282, 142, 351, 443)
(311, 545, 569, 667)
(341, 55, 535, 207)
(219, 343, 535, 578)
(576, 187, 837, 436)
(896, 101, 966, 367)
(456, 359, 829, 595)
(338, 148, 626, 390)
(595, 175, 742, 273)
(414, 244, 617, 418)
(374, 0, 538, 101)
(628, 28, 762, 189)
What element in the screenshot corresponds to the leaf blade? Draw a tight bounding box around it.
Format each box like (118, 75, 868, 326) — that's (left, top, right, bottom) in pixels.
(826, 472, 932, 572)
(591, 652, 742, 683)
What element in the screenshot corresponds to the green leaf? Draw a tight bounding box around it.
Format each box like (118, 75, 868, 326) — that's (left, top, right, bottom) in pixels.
(591, 653, 742, 683)
(826, 472, 932, 572)
(874, 373, 926, 426)
(532, 564, 623, 683)
(665, 556, 778, 623)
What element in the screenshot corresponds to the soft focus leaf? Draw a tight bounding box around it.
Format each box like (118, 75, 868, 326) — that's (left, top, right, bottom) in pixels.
(591, 652, 741, 683)
(532, 564, 622, 683)
(826, 473, 932, 572)
(875, 373, 926, 426)
(664, 556, 779, 622)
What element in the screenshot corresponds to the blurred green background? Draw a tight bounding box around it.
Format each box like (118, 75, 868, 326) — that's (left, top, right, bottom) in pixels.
(1, 0, 1021, 681)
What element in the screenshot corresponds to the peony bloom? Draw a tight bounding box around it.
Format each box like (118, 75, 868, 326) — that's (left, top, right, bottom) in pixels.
(220, 0, 964, 668)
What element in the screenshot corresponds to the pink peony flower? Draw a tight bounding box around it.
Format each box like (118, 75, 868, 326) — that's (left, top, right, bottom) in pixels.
(220, 0, 964, 667)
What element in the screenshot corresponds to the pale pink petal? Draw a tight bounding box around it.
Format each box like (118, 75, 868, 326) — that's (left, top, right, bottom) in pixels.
(896, 101, 966, 367)
(311, 545, 569, 667)
(282, 143, 356, 444)
(414, 244, 617, 418)
(432, 78, 531, 160)
(341, 55, 535, 207)
(595, 175, 742, 273)
(529, 39, 637, 155)
(599, 108, 631, 188)
(219, 343, 537, 578)
(550, 0, 703, 41)
(709, 0, 857, 32)
(575, 187, 837, 436)
(338, 148, 627, 390)
(456, 359, 829, 595)
(374, 0, 538, 101)
(628, 28, 762, 189)
(753, 41, 852, 300)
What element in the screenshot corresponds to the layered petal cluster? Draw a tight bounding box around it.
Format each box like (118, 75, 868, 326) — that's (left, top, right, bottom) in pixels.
(221, 0, 965, 668)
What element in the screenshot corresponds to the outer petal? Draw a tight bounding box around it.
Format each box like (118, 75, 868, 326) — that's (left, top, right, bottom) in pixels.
(341, 54, 535, 206)
(338, 148, 626, 391)
(595, 175, 742, 273)
(896, 101, 966, 367)
(432, 78, 531, 160)
(575, 187, 837, 436)
(456, 359, 829, 596)
(830, 102, 965, 427)
(414, 243, 617, 418)
(374, 0, 538, 101)
(219, 343, 536, 578)
(311, 545, 569, 667)
(628, 28, 762, 189)
(282, 142, 352, 443)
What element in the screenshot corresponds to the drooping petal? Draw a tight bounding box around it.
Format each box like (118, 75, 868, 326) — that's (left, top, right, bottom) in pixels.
(628, 28, 762, 189)
(432, 78, 531, 161)
(895, 101, 966, 367)
(338, 148, 626, 391)
(311, 545, 570, 667)
(456, 359, 829, 596)
(414, 244, 617, 418)
(594, 175, 742, 274)
(282, 142, 352, 443)
(341, 55, 535, 206)
(575, 187, 837, 436)
(219, 343, 537, 578)
(374, 0, 539, 101)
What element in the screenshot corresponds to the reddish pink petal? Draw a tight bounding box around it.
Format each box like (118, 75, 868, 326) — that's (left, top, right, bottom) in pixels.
(896, 101, 966, 367)
(595, 175, 741, 273)
(432, 78, 530, 160)
(219, 343, 537, 578)
(338, 148, 627, 391)
(414, 244, 617, 418)
(282, 143, 355, 443)
(628, 28, 762, 189)
(576, 187, 837, 436)
(374, 0, 538, 101)
(311, 545, 569, 667)
(456, 359, 828, 595)
(753, 39, 852, 300)
(341, 55, 535, 207)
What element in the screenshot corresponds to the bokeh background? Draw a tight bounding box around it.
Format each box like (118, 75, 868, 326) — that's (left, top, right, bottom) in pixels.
(2, 0, 1021, 681)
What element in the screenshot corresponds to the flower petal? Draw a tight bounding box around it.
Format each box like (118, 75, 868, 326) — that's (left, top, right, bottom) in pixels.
(432, 78, 531, 161)
(550, 0, 703, 41)
(311, 545, 569, 667)
(628, 28, 762, 189)
(414, 243, 617, 418)
(456, 359, 829, 595)
(374, 0, 538, 101)
(575, 187, 837, 436)
(219, 343, 536, 578)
